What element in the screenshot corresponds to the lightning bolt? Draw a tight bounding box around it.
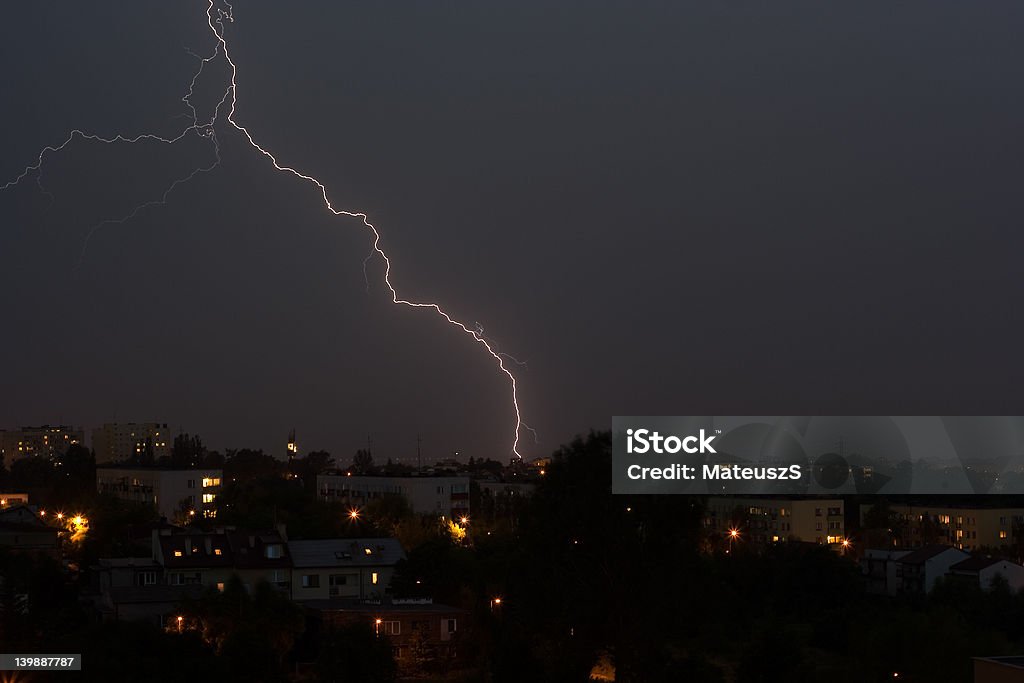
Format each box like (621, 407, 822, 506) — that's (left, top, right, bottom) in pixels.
(1, 0, 530, 459)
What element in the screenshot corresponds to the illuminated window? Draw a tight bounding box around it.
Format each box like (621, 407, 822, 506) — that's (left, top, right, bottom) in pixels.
(217, 582, 225, 592)
(372, 572, 379, 585)
(174, 550, 183, 557)
(1000, 531, 1008, 539)
(202, 494, 215, 504)
(214, 548, 223, 556)
(364, 547, 373, 556)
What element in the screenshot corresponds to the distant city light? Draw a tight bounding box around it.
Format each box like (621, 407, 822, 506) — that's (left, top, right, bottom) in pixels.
(348, 508, 360, 520)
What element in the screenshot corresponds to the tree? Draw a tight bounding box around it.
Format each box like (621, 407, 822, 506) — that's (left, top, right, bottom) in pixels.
(178, 577, 304, 682)
(352, 449, 374, 474)
(172, 433, 207, 469)
(316, 621, 396, 682)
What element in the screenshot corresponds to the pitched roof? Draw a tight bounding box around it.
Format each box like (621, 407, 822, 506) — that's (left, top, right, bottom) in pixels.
(158, 532, 234, 569)
(288, 538, 405, 569)
(950, 556, 1015, 572)
(897, 545, 966, 565)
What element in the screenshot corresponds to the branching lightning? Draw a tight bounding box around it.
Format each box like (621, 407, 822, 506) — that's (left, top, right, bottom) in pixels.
(1, 0, 530, 459)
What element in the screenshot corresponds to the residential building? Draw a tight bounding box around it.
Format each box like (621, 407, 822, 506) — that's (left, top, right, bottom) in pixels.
(0, 504, 59, 555)
(703, 497, 846, 546)
(96, 467, 222, 520)
(317, 475, 470, 517)
(92, 423, 171, 463)
(859, 503, 1024, 551)
(862, 549, 911, 596)
(308, 598, 465, 667)
(152, 527, 292, 593)
(894, 545, 970, 594)
(289, 537, 404, 601)
(949, 556, 1024, 593)
(0, 425, 84, 468)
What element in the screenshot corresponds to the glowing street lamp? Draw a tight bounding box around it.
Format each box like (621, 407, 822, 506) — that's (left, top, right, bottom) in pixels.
(176, 615, 183, 633)
(348, 508, 360, 520)
(728, 528, 740, 553)
(459, 516, 469, 526)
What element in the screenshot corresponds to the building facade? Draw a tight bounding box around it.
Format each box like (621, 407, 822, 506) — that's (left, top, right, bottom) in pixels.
(91, 423, 171, 464)
(704, 497, 846, 546)
(288, 537, 404, 601)
(859, 503, 1024, 551)
(0, 425, 84, 468)
(317, 475, 470, 517)
(96, 467, 221, 520)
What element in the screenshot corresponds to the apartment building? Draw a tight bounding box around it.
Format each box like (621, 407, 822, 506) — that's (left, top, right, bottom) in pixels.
(859, 503, 1024, 551)
(0, 425, 84, 467)
(95, 467, 222, 520)
(91, 423, 171, 463)
(704, 497, 846, 546)
(317, 475, 470, 518)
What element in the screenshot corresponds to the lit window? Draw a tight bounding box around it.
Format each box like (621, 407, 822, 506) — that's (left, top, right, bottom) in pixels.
(202, 494, 215, 504)
(217, 582, 225, 592)
(174, 550, 183, 557)
(214, 548, 223, 556)
(364, 547, 373, 556)
(1000, 531, 1008, 539)
(372, 572, 379, 585)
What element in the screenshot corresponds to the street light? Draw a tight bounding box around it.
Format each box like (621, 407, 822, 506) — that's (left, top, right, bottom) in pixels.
(728, 528, 740, 553)
(348, 508, 360, 520)
(459, 516, 469, 525)
(176, 615, 183, 633)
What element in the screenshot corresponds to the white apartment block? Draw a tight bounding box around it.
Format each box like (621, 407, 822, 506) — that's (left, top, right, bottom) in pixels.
(317, 475, 470, 517)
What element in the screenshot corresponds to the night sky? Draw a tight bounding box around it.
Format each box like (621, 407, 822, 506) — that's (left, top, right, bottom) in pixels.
(2, 1, 1022, 463)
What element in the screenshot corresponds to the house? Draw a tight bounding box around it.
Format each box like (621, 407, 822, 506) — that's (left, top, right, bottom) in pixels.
(307, 598, 466, 667)
(862, 548, 911, 596)
(0, 504, 59, 555)
(289, 537, 404, 601)
(949, 557, 1024, 593)
(894, 545, 970, 594)
(152, 527, 291, 592)
(96, 584, 205, 626)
